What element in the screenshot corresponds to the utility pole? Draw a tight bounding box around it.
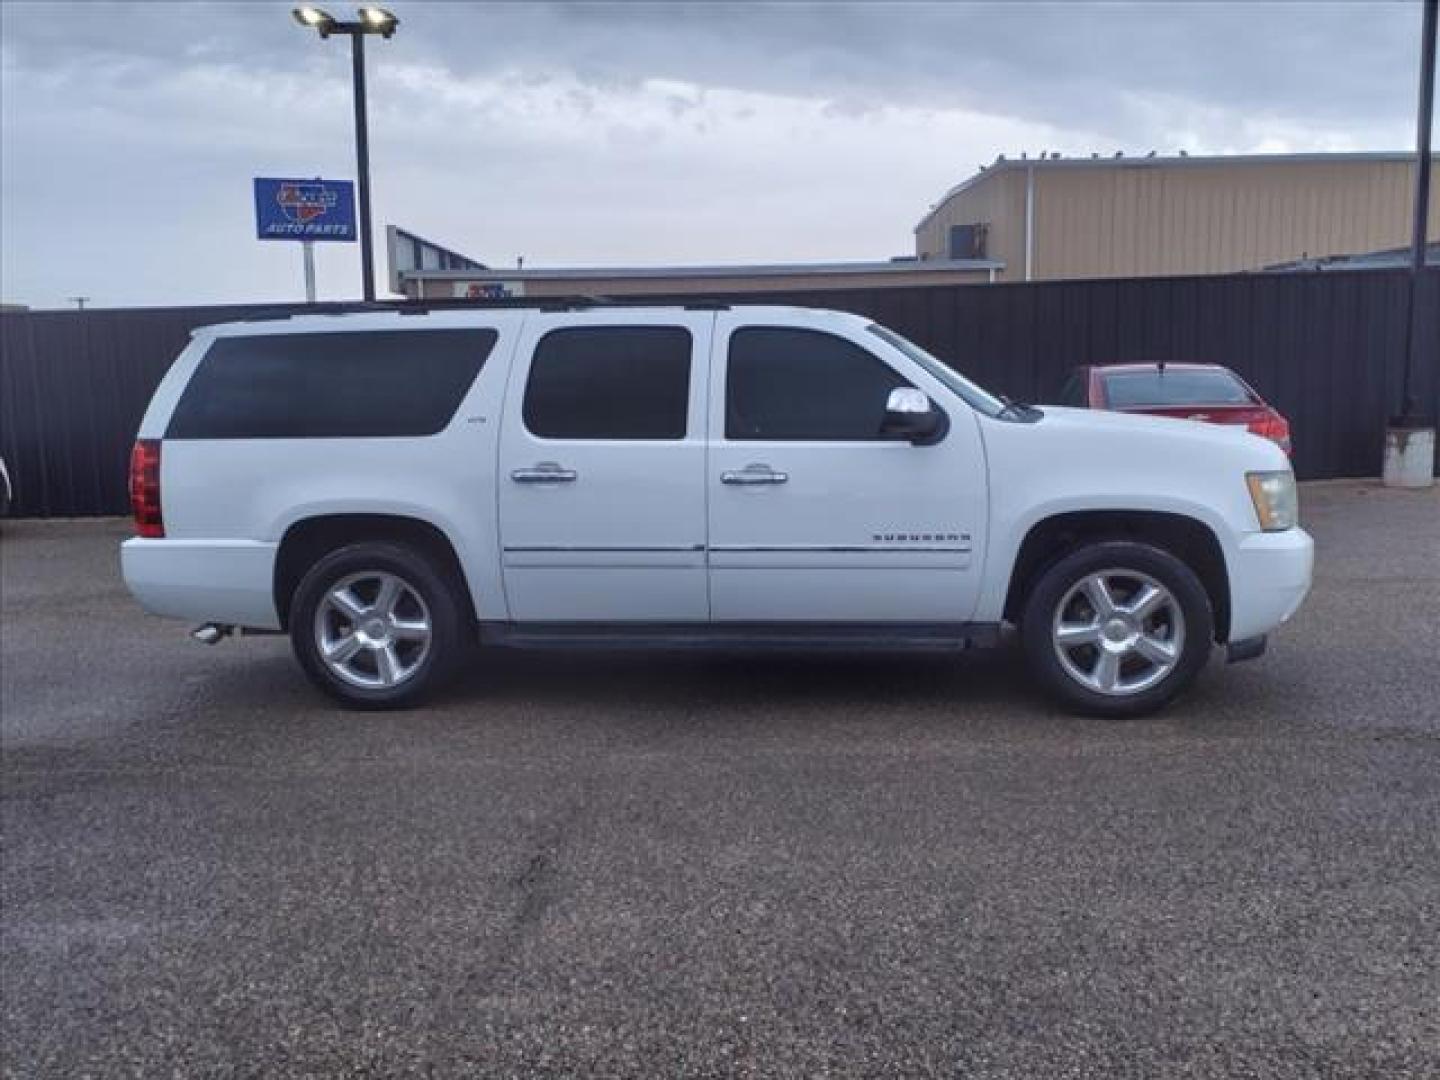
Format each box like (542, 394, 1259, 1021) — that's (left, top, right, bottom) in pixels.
(1397, 0, 1437, 425)
(1385, 0, 1438, 488)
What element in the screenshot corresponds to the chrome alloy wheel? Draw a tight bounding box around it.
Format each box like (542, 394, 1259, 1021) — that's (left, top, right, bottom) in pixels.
(313, 571, 432, 690)
(1051, 569, 1185, 697)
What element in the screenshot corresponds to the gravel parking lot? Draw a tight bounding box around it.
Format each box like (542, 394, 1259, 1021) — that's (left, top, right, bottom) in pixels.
(2, 481, 1438, 1078)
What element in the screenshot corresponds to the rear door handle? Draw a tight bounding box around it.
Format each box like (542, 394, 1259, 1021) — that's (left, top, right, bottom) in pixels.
(721, 464, 788, 485)
(511, 462, 578, 483)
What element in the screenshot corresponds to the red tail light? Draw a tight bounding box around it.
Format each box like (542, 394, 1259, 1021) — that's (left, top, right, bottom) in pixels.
(129, 439, 164, 538)
(1248, 413, 1292, 457)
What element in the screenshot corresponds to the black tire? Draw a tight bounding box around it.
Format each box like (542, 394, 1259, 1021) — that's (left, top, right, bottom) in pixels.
(289, 541, 467, 709)
(1020, 540, 1214, 718)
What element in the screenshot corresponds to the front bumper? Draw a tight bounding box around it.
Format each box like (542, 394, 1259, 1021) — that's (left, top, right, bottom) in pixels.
(121, 538, 281, 630)
(1226, 526, 1314, 643)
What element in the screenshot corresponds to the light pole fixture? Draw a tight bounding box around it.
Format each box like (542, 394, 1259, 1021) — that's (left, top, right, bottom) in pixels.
(291, 6, 400, 302)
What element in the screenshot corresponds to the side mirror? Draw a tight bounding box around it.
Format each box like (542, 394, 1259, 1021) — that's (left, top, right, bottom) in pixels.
(881, 387, 946, 445)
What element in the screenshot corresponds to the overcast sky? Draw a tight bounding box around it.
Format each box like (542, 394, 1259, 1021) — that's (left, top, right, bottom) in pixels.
(0, 1, 1429, 309)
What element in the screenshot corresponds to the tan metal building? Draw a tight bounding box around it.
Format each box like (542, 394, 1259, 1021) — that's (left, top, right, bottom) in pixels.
(915, 151, 1440, 282)
(388, 226, 1001, 300)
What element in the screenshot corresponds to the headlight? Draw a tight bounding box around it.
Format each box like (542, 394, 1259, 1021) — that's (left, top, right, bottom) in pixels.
(1246, 471, 1298, 531)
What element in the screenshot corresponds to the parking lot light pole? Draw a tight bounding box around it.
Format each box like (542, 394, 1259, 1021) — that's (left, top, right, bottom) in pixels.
(291, 6, 400, 303)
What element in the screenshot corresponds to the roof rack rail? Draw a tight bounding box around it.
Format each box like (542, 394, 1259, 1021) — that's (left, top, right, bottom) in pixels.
(233, 295, 739, 321)
(537, 294, 617, 312)
(528, 295, 733, 312)
(238, 310, 304, 323)
(237, 300, 397, 322)
(237, 304, 371, 323)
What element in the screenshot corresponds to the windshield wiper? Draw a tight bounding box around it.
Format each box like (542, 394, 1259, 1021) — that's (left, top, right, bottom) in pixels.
(998, 398, 1043, 422)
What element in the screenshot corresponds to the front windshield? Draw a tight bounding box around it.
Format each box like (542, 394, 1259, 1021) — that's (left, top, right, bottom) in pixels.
(866, 324, 1007, 418)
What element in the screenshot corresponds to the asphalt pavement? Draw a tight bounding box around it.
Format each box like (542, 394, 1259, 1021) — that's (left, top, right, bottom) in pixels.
(2, 481, 1438, 1078)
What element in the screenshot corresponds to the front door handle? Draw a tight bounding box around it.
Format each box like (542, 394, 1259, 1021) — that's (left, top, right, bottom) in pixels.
(721, 464, 788, 485)
(511, 462, 578, 483)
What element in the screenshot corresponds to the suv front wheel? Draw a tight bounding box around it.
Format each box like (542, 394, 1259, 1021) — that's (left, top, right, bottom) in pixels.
(290, 541, 466, 709)
(1020, 540, 1214, 717)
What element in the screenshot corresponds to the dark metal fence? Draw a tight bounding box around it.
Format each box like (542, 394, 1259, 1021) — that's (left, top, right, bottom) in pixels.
(2, 270, 1436, 518)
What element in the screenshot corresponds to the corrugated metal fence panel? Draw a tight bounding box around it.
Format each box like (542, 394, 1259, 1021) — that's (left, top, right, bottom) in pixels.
(0, 272, 1435, 517)
(709, 269, 1436, 481)
(0, 302, 369, 518)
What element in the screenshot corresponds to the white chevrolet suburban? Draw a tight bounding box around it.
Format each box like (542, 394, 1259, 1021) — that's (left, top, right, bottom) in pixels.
(121, 305, 1313, 716)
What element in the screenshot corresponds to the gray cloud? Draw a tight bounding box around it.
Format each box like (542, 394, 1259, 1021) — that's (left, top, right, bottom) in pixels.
(6, 3, 1419, 132)
(0, 1, 1427, 308)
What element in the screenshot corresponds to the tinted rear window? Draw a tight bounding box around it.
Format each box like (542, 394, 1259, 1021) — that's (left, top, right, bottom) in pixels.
(1102, 369, 1253, 408)
(166, 329, 495, 438)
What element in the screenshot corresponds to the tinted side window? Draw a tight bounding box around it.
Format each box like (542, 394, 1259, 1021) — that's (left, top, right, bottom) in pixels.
(727, 327, 907, 441)
(523, 327, 692, 440)
(166, 329, 495, 439)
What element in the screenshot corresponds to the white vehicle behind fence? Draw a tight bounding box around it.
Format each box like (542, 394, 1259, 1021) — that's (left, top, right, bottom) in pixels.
(122, 305, 1313, 716)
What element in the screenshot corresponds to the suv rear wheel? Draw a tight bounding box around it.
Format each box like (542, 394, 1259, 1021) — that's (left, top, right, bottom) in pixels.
(1020, 540, 1213, 717)
(290, 541, 466, 709)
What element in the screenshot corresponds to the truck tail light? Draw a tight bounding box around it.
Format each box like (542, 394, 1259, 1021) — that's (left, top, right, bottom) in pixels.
(129, 439, 164, 538)
(1248, 414, 1292, 456)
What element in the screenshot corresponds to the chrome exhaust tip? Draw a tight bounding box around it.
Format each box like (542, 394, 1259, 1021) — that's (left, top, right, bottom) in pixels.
(191, 622, 232, 645)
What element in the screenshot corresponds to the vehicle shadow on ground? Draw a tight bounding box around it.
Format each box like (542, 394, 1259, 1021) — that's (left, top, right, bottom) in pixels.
(166, 634, 1282, 747)
(461, 643, 1026, 707)
(184, 641, 1023, 711)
